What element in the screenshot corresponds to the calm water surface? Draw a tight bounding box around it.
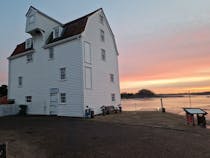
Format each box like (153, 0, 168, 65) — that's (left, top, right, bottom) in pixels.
(121, 95, 210, 117)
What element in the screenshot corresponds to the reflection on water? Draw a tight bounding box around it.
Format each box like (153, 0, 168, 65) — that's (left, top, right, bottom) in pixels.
(122, 95, 210, 118)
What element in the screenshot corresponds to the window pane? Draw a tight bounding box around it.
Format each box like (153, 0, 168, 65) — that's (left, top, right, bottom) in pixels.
(100, 30, 105, 42)
(110, 74, 114, 82)
(111, 93, 115, 101)
(26, 96, 32, 102)
(60, 68, 66, 80)
(99, 14, 104, 24)
(18, 76, 22, 86)
(60, 93, 66, 103)
(49, 48, 54, 59)
(26, 54, 33, 63)
(101, 49, 106, 61)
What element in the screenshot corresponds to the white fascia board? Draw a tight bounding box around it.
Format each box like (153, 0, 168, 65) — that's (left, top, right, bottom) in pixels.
(43, 34, 81, 49)
(7, 50, 34, 60)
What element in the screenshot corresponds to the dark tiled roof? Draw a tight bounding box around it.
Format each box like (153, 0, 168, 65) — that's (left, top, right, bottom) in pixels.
(10, 42, 33, 57)
(10, 8, 101, 57)
(47, 8, 101, 44)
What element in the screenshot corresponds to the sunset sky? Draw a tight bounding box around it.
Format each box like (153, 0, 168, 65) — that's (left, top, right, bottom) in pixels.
(1, 0, 210, 94)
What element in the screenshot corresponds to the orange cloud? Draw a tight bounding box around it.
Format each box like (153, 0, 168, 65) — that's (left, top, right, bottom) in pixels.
(119, 25, 210, 93)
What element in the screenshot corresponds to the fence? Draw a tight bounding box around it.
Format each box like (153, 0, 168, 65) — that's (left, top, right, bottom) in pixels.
(0, 104, 18, 117)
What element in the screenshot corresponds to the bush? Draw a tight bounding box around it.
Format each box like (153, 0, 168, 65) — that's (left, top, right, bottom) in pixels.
(19, 105, 28, 115)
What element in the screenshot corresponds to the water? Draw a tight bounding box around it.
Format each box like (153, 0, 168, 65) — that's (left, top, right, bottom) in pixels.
(121, 95, 210, 118)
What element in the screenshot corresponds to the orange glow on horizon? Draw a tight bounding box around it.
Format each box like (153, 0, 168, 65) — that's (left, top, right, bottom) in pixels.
(119, 25, 210, 94)
(120, 76, 210, 94)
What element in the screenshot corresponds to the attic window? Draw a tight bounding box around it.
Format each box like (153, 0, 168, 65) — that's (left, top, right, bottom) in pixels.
(100, 30, 105, 42)
(99, 14, 104, 25)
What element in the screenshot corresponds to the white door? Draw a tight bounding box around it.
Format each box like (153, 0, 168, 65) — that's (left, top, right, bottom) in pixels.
(50, 91, 58, 115)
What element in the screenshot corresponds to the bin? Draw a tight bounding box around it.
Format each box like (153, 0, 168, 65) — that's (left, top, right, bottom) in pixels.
(90, 110, 94, 118)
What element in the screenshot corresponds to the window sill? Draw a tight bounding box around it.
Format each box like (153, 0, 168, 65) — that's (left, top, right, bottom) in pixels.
(60, 103, 67, 105)
(60, 79, 67, 82)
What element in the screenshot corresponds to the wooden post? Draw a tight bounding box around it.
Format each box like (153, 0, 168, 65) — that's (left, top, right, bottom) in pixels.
(160, 98, 163, 109)
(192, 114, 195, 126)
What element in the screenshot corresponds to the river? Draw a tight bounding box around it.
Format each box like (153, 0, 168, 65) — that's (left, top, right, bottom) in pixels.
(121, 95, 210, 119)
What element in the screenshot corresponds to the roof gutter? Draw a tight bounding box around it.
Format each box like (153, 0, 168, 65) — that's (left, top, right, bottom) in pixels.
(43, 34, 81, 49)
(7, 50, 34, 60)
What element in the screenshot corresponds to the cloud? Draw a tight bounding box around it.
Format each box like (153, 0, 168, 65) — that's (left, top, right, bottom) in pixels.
(119, 25, 210, 93)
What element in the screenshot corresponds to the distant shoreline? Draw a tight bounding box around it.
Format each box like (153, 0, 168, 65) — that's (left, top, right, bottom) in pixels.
(121, 93, 210, 99)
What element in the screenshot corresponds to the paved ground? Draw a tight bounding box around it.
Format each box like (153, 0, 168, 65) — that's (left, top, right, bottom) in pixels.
(0, 112, 210, 158)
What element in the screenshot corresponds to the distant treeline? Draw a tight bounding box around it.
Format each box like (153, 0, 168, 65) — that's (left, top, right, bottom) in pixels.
(121, 89, 158, 99)
(121, 89, 210, 99)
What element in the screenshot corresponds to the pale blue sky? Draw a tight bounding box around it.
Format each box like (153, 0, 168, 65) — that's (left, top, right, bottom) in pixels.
(1, 0, 210, 93)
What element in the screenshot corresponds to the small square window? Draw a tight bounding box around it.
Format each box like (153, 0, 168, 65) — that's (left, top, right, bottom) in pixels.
(18, 76, 23, 87)
(60, 93, 66, 103)
(101, 49, 106, 61)
(26, 54, 33, 63)
(49, 48, 54, 60)
(110, 74, 114, 82)
(100, 30, 105, 42)
(60, 67, 66, 80)
(26, 96, 32, 102)
(111, 93, 115, 101)
(99, 14, 104, 24)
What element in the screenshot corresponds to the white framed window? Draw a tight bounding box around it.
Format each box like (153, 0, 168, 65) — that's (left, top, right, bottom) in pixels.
(100, 29, 105, 42)
(84, 42, 91, 64)
(18, 76, 23, 87)
(60, 93, 66, 103)
(26, 96, 32, 102)
(60, 67, 66, 80)
(111, 93, 115, 101)
(26, 54, 33, 63)
(110, 74, 114, 82)
(49, 47, 54, 60)
(101, 49, 106, 61)
(99, 14, 104, 25)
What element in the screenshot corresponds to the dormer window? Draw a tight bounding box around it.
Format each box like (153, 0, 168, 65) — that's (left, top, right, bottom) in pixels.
(53, 26, 63, 39)
(25, 38, 33, 49)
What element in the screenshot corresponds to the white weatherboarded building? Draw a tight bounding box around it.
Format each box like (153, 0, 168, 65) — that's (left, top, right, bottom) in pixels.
(8, 6, 120, 117)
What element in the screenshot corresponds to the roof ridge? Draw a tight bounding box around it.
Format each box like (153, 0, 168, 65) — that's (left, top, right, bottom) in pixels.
(63, 8, 102, 26)
(26, 6, 62, 25)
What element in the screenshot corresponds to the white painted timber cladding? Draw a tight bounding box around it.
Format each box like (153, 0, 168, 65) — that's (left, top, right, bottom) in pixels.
(82, 10, 121, 115)
(9, 8, 120, 117)
(9, 38, 83, 117)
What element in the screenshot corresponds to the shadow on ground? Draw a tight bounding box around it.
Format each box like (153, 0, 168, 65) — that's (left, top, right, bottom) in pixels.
(0, 111, 210, 158)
